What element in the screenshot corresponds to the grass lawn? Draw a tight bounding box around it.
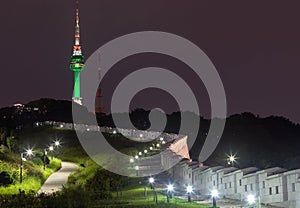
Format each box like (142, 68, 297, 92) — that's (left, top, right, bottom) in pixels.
(92, 184, 211, 208)
(0, 157, 61, 195)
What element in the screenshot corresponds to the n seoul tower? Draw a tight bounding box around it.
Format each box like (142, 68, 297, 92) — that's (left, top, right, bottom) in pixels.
(70, 1, 85, 105)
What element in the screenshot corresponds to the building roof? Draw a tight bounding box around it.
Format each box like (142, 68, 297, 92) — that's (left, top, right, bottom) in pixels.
(256, 167, 287, 176)
(241, 167, 260, 175)
(221, 167, 239, 174)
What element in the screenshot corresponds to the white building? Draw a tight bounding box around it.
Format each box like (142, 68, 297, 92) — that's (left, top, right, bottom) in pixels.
(171, 160, 300, 207)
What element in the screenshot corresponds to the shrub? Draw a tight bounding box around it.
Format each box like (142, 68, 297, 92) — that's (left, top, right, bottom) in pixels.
(32, 157, 43, 166)
(0, 171, 13, 186)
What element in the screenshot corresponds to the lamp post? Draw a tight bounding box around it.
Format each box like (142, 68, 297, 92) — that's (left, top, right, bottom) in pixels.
(211, 189, 219, 208)
(134, 155, 139, 164)
(186, 185, 193, 202)
(49, 145, 54, 159)
(247, 194, 256, 208)
(148, 177, 157, 204)
(149, 177, 154, 189)
(20, 153, 23, 184)
(167, 184, 174, 203)
(227, 154, 237, 167)
(20, 148, 33, 184)
(130, 158, 134, 168)
(43, 149, 48, 170)
(54, 140, 60, 148)
(135, 165, 139, 176)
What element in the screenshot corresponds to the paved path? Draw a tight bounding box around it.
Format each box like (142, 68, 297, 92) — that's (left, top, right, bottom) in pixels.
(38, 162, 78, 194)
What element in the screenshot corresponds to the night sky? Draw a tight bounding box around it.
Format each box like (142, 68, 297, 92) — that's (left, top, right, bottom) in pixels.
(1, 1, 300, 123)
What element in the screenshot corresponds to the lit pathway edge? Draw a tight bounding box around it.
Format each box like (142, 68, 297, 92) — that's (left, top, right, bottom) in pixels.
(37, 162, 78, 195)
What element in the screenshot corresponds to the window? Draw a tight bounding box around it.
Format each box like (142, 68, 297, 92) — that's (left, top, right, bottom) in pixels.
(189, 174, 191, 179)
(263, 181, 265, 188)
(250, 184, 253, 191)
(269, 187, 272, 195)
(229, 182, 232, 188)
(225, 183, 227, 189)
(292, 183, 296, 192)
(245, 185, 247, 192)
(220, 178, 223, 184)
(213, 180, 215, 186)
(239, 179, 242, 186)
(276, 186, 279, 194)
(210, 176, 212, 181)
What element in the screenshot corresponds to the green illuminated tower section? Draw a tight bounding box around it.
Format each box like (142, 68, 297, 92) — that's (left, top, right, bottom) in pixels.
(70, 1, 84, 105)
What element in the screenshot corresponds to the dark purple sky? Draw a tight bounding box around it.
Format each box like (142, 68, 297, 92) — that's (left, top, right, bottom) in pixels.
(1, 1, 300, 123)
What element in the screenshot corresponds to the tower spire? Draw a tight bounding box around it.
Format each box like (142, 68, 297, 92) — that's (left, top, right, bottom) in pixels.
(73, 0, 82, 55)
(76, 1, 79, 26)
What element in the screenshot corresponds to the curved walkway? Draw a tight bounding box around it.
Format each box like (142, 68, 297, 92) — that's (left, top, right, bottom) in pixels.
(38, 161, 78, 195)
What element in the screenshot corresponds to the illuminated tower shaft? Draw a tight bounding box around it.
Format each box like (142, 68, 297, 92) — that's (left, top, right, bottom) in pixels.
(74, 71, 80, 98)
(70, 1, 85, 105)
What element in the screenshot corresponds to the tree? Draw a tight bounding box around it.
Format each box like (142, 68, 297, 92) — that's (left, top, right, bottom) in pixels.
(6, 130, 16, 152)
(0, 128, 7, 146)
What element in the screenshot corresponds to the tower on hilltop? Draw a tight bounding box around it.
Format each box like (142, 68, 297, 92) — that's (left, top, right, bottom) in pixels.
(70, 1, 84, 105)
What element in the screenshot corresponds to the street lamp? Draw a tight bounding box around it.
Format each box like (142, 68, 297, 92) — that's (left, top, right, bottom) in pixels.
(149, 177, 155, 189)
(211, 189, 219, 208)
(149, 146, 153, 151)
(167, 184, 174, 203)
(135, 165, 139, 176)
(186, 185, 193, 202)
(130, 158, 134, 168)
(148, 177, 157, 204)
(20, 148, 34, 184)
(48, 145, 54, 159)
(113, 130, 117, 134)
(160, 137, 164, 141)
(144, 150, 148, 154)
(25, 148, 33, 157)
(167, 184, 174, 192)
(227, 153, 237, 167)
(138, 152, 142, 156)
(247, 194, 256, 207)
(54, 140, 60, 147)
(156, 143, 160, 148)
(49, 146, 54, 151)
(43, 149, 48, 170)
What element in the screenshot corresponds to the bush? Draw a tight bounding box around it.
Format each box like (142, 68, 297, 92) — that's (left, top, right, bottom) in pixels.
(32, 157, 43, 166)
(0, 171, 13, 186)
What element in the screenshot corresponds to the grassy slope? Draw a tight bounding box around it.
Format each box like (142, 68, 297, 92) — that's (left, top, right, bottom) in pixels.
(9, 127, 211, 207)
(0, 145, 61, 195)
(92, 185, 211, 208)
